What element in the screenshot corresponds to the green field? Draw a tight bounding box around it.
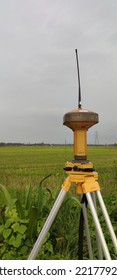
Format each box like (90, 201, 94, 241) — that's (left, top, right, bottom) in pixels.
(0, 145, 117, 259)
(0, 145, 117, 194)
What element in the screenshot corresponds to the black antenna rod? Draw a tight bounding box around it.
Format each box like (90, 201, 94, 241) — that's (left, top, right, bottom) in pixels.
(75, 49, 82, 109)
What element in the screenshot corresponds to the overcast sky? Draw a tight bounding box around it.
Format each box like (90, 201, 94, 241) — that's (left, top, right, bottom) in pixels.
(0, 0, 117, 144)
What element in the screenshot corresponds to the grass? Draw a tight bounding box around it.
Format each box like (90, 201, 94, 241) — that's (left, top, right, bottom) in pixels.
(0, 145, 117, 191)
(0, 145, 117, 205)
(0, 145, 117, 259)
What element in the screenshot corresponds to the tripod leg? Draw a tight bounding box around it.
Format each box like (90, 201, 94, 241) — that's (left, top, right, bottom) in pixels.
(91, 192, 103, 259)
(78, 200, 84, 260)
(28, 188, 67, 260)
(96, 190, 117, 254)
(82, 201, 93, 259)
(86, 192, 111, 260)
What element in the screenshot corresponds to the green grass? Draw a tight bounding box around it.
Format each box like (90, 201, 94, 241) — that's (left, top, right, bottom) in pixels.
(0, 144, 117, 209)
(0, 145, 117, 259)
(0, 145, 117, 191)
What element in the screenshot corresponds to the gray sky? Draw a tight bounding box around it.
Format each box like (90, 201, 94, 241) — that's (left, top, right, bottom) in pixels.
(0, 0, 117, 144)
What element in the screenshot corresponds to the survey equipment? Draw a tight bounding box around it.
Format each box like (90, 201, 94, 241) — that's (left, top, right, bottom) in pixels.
(28, 50, 117, 260)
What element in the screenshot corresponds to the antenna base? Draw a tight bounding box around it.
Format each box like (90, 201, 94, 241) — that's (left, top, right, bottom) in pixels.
(63, 107, 99, 160)
(63, 108, 99, 130)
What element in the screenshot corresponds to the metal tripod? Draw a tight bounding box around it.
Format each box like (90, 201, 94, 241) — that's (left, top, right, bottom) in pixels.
(28, 164, 117, 260)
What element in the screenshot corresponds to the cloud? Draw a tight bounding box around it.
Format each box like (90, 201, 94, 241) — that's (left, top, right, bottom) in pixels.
(0, 0, 117, 144)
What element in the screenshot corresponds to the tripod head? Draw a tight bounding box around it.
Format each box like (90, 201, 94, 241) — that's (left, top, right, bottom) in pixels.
(63, 50, 99, 162)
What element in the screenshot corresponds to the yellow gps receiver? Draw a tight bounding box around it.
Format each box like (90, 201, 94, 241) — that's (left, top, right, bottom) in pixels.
(63, 50, 99, 161)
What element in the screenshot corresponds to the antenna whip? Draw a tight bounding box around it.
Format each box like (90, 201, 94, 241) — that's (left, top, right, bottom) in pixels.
(75, 49, 82, 109)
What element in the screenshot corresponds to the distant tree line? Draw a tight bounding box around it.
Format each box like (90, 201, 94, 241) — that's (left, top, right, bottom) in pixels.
(0, 142, 48, 146)
(0, 142, 117, 147)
